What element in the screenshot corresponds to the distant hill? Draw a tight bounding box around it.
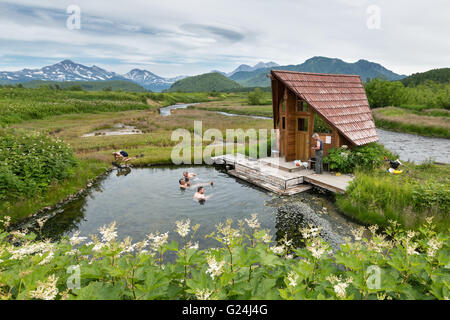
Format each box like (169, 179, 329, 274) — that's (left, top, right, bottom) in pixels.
(167, 72, 241, 92)
(230, 56, 406, 87)
(227, 61, 279, 77)
(123, 69, 186, 92)
(20, 80, 147, 92)
(401, 68, 450, 87)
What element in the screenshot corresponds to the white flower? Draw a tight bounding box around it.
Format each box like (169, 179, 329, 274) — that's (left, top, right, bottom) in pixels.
(69, 231, 87, 246)
(351, 226, 365, 241)
(287, 271, 299, 287)
(406, 242, 419, 256)
(244, 213, 260, 229)
(0, 216, 11, 228)
(120, 236, 135, 254)
(327, 275, 352, 299)
(307, 238, 328, 259)
(334, 282, 349, 298)
(270, 245, 284, 255)
(206, 255, 225, 280)
(427, 237, 443, 257)
(195, 288, 213, 300)
(39, 250, 54, 265)
(216, 221, 240, 246)
(98, 222, 117, 243)
(175, 219, 190, 238)
(147, 232, 169, 252)
(9, 240, 53, 260)
(36, 217, 48, 229)
(188, 241, 199, 250)
(261, 232, 272, 244)
(30, 274, 59, 300)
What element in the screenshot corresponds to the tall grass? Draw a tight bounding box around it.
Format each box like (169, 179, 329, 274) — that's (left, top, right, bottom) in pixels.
(337, 164, 450, 232)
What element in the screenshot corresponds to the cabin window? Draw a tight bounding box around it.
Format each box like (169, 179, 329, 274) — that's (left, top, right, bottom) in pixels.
(282, 101, 286, 112)
(297, 118, 308, 132)
(297, 99, 309, 112)
(282, 117, 286, 129)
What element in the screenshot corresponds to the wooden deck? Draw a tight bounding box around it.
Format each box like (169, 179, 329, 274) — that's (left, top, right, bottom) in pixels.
(212, 154, 353, 194)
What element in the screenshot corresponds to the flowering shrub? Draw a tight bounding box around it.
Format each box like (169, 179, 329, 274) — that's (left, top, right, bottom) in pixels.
(324, 143, 386, 173)
(0, 129, 77, 201)
(0, 214, 448, 300)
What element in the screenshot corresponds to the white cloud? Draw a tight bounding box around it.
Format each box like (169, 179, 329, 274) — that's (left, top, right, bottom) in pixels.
(0, 0, 449, 76)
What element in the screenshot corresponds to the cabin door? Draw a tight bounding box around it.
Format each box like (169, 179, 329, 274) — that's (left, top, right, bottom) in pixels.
(295, 117, 309, 161)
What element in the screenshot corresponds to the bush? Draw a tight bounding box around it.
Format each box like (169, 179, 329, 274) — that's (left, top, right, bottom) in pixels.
(248, 88, 265, 105)
(323, 143, 387, 173)
(365, 78, 405, 108)
(0, 129, 77, 201)
(0, 215, 448, 300)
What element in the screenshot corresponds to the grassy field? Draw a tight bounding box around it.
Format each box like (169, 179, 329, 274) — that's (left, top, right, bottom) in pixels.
(1, 89, 272, 221)
(0, 87, 220, 126)
(1, 87, 449, 232)
(373, 106, 450, 138)
(337, 162, 450, 232)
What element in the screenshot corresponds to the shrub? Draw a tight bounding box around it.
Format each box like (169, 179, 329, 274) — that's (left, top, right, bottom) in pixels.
(0, 215, 448, 300)
(365, 78, 405, 108)
(324, 143, 387, 173)
(248, 88, 265, 105)
(0, 129, 77, 201)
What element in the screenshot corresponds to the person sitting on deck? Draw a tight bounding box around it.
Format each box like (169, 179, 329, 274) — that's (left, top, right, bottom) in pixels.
(311, 133, 324, 174)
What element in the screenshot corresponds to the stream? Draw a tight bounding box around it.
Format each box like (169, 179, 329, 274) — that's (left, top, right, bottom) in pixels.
(160, 103, 449, 164)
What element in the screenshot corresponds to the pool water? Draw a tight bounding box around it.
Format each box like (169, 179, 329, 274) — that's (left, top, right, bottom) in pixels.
(38, 166, 277, 249)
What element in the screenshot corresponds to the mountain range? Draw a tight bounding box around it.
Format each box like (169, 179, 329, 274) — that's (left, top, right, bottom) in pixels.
(229, 57, 406, 87)
(0, 60, 186, 92)
(0, 57, 406, 92)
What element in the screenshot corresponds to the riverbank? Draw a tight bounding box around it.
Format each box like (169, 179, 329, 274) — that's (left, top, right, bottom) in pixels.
(2, 90, 449, 233)
(336, 162, 450, 232)
(372, 106, 450, 139)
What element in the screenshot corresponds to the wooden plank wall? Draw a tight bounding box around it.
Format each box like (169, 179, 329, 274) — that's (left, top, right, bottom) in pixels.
(285, 90, 297, 161)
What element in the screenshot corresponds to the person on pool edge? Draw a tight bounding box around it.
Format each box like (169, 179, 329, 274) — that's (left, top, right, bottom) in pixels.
(311, 133, 323, 174)
(113, 150, 131, 162)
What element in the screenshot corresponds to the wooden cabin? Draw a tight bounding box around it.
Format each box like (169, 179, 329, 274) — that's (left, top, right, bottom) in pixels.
(270, 70, 378, 162)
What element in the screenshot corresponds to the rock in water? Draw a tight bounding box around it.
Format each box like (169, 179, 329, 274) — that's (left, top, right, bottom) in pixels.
(275, 202, 345, 250)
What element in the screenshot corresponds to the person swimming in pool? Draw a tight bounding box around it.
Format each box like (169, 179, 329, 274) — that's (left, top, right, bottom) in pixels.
(182, 171, 196, 183)
(194, 186, 208, 202)
(179, 178, 213, 190)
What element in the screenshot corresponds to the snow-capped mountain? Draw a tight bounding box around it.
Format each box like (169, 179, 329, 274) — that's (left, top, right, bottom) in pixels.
(227, 61, 279, 76)
(123, 69, 187, 91)
(0, 60, 124, 83)
(0, 60, 188, 92)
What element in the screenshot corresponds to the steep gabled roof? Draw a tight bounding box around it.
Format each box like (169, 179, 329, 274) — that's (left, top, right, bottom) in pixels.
(271, 70, 378, 146)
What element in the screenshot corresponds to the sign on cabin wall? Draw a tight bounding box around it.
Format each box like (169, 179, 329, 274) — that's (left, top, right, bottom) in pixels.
(325, 136, 331, 144)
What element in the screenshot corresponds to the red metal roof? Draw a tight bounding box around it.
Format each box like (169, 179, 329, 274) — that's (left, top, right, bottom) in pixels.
(271, 70, 378, 146)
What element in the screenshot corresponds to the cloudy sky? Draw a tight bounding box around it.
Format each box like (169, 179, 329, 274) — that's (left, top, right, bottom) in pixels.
(1, 0, 449, 77)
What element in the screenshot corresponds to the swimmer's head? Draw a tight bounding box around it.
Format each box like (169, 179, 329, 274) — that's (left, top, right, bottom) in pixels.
(197, 186, 204, 194)
(179, 178, 185, 185)
(183, 171, 188, 177)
